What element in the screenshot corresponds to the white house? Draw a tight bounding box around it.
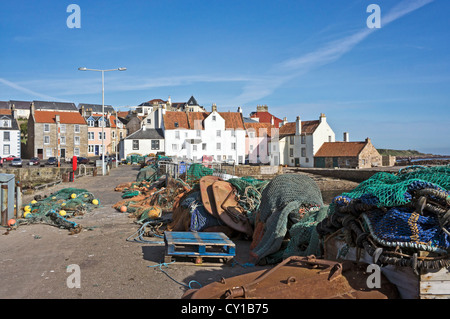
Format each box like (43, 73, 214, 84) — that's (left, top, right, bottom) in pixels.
(162, 105, 246, 164)
(0, 109, 21, 158)
(120, 126, 164, 159)
(279, 113, 335, 167)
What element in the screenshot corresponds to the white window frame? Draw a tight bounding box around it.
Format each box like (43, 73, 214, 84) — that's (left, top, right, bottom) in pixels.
(44, 136, 50, 145)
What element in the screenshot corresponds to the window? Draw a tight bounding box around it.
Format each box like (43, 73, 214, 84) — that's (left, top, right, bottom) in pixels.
(61, 136, 66, 145)
(74, 136, 80, 145)
(231, 130, 236, 137)
(88, 145, 95, 153)
(196, 130, 201, 137)
(175, 131, 180, 139)
(172, 144, 178, 151)
(192, 145, 197, 152)
(202, 143, 206, 151)
(88, 120, 94, 127)
(44, 136, 50, 144)
(216, 143, 221, 150)
(289, 148, 294, 157)
(74, 125, 80, 133)
(151, 140, 159, 150)
(216, 130, 221, 137)
(46, 148, 52, 157)
(44, 124, 50, 132)
(328, 136, 332, 142)
(99, 132, 102, 140)
(3, 132, 10, 142)
(289, 136, 294, 145)
(249, 132, 255, 138)
(60, 124, 66, 133)
(301, 148, 306, 157)
(231, 143, 236, 150)
(301, 135, 306, 144)
(3, 144, 10, 155)
(133, 140, 139, 150)
(147, 119, 151, 124)
(212, 116, 216, 121)
(74, 148, 80, 156)
(88, 132, 94, 140)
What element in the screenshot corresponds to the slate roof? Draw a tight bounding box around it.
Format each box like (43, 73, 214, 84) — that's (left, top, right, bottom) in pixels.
(33, 101, 78, 112)
(9, 100, 32, 109)
(314, 142, 367, 157)
(0, 101, 8, 109)
(0, 110, 20, 130)
(125, 128, 164, 140)
(78, 103, 115, 114)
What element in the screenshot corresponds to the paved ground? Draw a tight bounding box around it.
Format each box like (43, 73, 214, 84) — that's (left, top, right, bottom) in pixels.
(0, 165, 273, 299)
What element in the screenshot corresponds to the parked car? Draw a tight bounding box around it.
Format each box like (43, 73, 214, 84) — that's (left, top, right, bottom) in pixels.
(76, 157, 89, 164)
(10, 158, 23, 168)
(46, 157, 58, 165)
(29, 157, 40, 166)
(3, 155, 16, 161)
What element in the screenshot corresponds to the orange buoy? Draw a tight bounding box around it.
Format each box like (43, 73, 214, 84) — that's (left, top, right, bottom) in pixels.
(120, 206, 127, 213)
(8, 219, 16, 227)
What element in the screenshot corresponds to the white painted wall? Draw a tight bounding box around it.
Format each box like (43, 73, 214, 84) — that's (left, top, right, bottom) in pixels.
(0, 129, 21, 158)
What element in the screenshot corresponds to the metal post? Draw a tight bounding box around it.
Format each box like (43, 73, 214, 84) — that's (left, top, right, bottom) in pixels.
(102, 70, 105, 176)
(1, 185, 8, 226)
(15, 182, 22, 219)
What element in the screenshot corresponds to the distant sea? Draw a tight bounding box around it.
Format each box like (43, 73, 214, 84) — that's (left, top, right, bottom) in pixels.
(396, 157, 450, 163)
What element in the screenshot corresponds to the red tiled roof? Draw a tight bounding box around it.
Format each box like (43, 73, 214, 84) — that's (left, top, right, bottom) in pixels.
(315, 142, 367, 157)
(279, 120, 320, 137)
(163, 111, 190, 129)
(0, 109, 12, 115)
(34, 111, 86, 125)
(244, 122, 276, 137)
(250, 111, 283, 127)
(164, 111, 245, 130)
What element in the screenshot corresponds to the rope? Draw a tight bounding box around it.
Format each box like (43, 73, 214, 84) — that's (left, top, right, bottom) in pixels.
(148, 262, 203, 289)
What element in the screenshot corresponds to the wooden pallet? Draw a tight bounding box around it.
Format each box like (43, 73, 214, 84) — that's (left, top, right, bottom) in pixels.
(164, 231, 235, 264)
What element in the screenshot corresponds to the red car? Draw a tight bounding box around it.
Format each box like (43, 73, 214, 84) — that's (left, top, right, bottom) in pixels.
(3, 155, 16, 161)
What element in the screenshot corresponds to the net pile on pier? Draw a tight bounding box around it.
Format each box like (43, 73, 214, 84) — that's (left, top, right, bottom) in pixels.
(316, 165, 450, 272)
(250, 174, 329, 265)
(18, 188, 99, 234)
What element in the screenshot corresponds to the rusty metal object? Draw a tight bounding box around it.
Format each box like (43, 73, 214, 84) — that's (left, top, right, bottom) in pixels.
(200, 176, 222, 217)
(212, 181, 253, 237)
(182, 255, 399, 299)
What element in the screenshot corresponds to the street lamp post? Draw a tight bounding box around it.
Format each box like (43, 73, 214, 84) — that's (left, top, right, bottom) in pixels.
(78, 67, 126, 176)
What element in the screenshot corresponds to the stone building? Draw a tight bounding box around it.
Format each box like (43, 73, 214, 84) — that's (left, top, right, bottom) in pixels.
(26, 105, 88, 160)
(314, 138, 382, 169)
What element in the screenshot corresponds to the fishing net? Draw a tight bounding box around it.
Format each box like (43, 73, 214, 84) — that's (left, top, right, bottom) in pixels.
(185, 163, 215, 184)
(136, 166, 157, 183)
(18, 188, 99, 234)
(316, 165, 450, 272)
(249, 174, 327, 264)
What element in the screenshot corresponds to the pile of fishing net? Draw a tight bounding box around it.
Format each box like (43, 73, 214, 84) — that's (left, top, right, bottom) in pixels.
(17, 188, 100, 234)
(316, 165, 450, 273)
(249, 174, 329, 265)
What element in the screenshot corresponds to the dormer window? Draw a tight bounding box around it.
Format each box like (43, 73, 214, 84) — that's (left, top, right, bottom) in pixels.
(2, 120, 11, 128)
(174, 122, 179, 128)
(212, 116, 216, 121)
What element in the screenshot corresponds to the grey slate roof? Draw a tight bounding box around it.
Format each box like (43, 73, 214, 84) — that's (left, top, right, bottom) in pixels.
(0, 101, 8, 109)
(9, 100, 31, 109)
(78, 103, 115, 114)
(0, 114, 20, 131)
(125, 128, 164, 140)
(33, 100, 78, 111)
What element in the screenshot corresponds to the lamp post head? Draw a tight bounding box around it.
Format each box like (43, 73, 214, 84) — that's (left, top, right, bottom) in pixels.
(78, 67, 87, 71)
(118, 67, 127, 71)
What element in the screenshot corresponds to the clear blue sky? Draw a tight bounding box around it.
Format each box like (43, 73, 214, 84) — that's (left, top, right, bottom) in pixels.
(0, 0, 449, 154)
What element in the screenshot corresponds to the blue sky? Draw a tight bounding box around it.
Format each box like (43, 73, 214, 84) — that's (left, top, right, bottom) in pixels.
(0, 0, 449, 154)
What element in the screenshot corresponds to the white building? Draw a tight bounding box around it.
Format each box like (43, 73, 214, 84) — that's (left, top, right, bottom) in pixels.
(162, 105, 246, 164)
(0, 110, 21, 158)
(120, 127, 164, 159)
(279, 113, 335, 167)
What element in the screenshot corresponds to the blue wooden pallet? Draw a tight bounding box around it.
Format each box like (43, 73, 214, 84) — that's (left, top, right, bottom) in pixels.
(164, 231, 235, 263)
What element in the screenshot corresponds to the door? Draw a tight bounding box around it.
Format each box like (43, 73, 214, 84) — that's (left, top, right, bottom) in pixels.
(333, 157, 339, 168)
(95, 145, 99, 156)
(295, 158, 300, 167)
(37, 149, 43, 160)
(61, 149, 66, 159)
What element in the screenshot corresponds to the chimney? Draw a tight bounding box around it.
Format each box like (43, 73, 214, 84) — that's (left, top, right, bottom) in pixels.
(237, 106, 242, 113)
(271, 116, 274, 125)
(295, 116, 301, 136)
(55, 114, 60, 123)
(343, 132, 349, 142)
(168, 96, 172, 106)
(319, 113, 326, 123)
(212, 103, 217, 112)
(30, 102, 35, 116)
(365, 137, 371, 144)
(142, 125, 147, 131)
(282, 117, 288, 126)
